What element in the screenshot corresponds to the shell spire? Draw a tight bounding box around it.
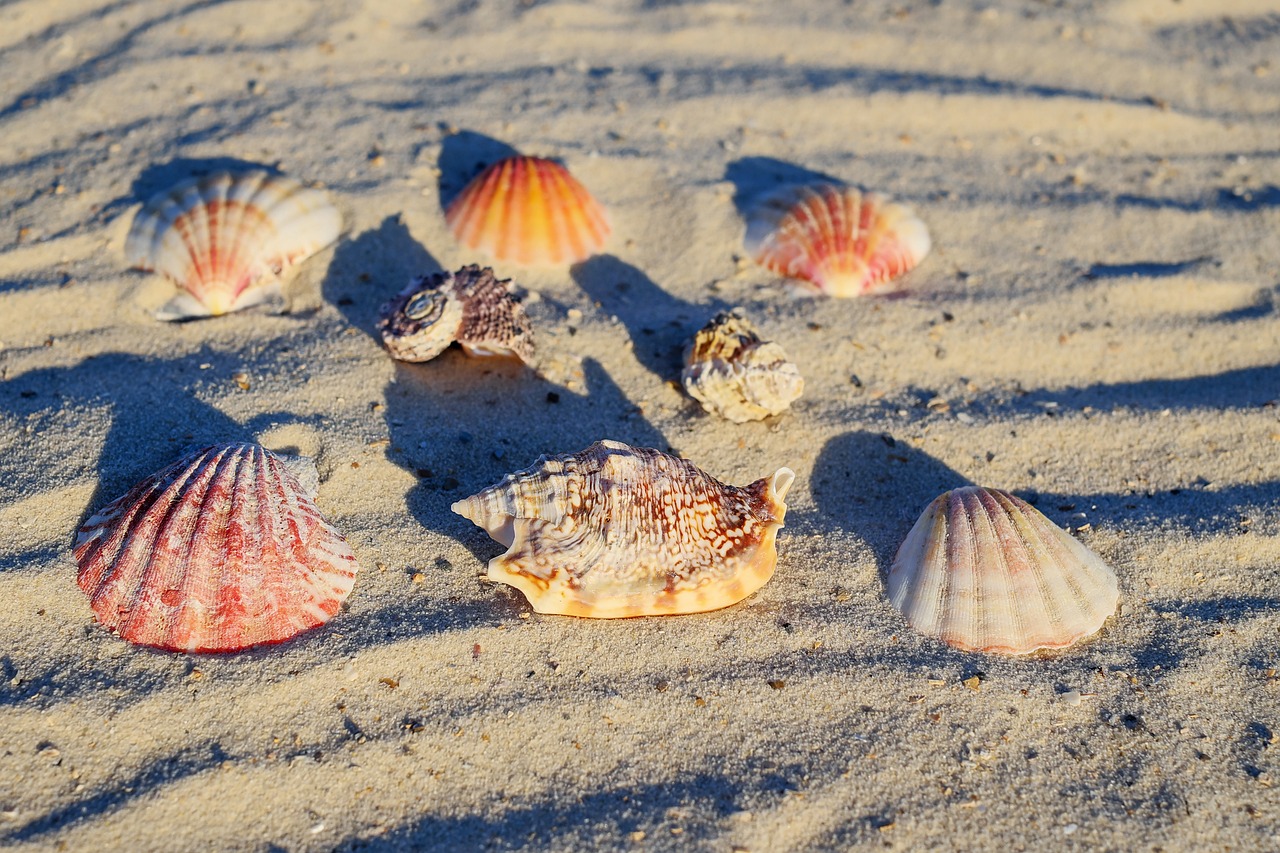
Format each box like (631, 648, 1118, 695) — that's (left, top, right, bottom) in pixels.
(125, 170, 341, 320)
(74, 443, 360, 653)
(452, 440, 794, 618)
(888, 487, 1119, 655)
(745, 182, 929, 297)
(444, 155, 610, 266)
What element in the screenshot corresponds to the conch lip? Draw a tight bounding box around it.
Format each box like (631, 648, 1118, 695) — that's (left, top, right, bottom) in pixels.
(770, 467, 796, 503)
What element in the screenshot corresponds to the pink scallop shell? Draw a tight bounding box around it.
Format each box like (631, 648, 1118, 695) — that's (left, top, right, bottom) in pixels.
(745, 183, 930, 297)
(125, 171, 341, 320)
(445, 156, 610, 266)
(888, 487, 1119, 655)
(74, 443, 359, 653)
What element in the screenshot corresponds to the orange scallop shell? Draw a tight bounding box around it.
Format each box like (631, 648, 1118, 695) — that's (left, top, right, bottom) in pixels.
(745, 183, 930, 297)
(445, 156, 611, 266)
(74, 443, 360, 653)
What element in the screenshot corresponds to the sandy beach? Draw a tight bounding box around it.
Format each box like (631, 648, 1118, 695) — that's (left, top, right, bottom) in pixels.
(1, 0, 1279, 849)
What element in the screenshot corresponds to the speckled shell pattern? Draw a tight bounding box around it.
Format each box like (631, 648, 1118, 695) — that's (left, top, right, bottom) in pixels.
(888, 487, 1119, 655)
(444, 156, 610, 266)
(451, 440, 795, 618)
(682, 308, 804, 423)
(377, 265, 535, 364)
(745, 183, 930, 297)
(74, 443, 360, 653)
(125, 170, 341, 320)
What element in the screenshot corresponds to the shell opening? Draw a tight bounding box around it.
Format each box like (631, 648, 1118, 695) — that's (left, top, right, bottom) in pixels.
(770, 467, 796, 502)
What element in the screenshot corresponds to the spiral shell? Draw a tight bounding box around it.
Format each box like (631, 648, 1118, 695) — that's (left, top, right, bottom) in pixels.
(377, 265, 535, 364)
(452, 440, 794, 618)
(445, 156, 610, 266)
(125, 170, 341, 320)
(682, 308, 803, 423)
(74, 443, 360, 652)
(745, 183, 929, 297)
(888, 487, 1119, 655)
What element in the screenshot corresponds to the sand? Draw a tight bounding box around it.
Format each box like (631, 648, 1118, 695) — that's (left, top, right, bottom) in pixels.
(1, 0, 1279, 849)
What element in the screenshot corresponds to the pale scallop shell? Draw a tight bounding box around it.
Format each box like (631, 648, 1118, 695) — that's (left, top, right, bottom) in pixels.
(888, 487, 1119, 655)
(376, 265, 535, 365)
(445, 156, 610, 266)
(452, 440, 795, 618)
(125, 171, 341, 320)
(74, 443, 360, 652)
(682, 308, 804, 423)
(745, 183, 930, 297)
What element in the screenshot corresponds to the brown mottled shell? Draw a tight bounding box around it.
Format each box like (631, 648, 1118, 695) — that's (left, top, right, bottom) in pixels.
(376, 265, 535, 364)
(451, 440, 795, 618)
(682, 308, 804, 423)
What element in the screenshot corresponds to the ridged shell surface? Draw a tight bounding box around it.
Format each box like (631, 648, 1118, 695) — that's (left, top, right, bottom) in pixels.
(376, 265, 535, 364)
(682, 308, 804, 423)
(745, 183, 930, 297)
(888, 487, 1119, 655)
(74, 443, 360, 652)
(125, 171, 341, 320)
(451, 440, 794, 618)
(445, 156, 610, 266)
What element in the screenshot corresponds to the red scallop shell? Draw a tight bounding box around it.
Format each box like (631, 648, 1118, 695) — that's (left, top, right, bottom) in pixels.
(73, 443, 360, 653)
(445, 156, 611, 266)
(745, 183, 930, 297)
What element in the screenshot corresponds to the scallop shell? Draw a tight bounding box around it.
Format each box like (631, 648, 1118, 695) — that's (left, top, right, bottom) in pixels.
(376, 265, 535, 365)
(452, 440, 795, 618)
(125, 171, 341, 320)
(74, 443, 360, 652)
(445, 156, 610, 266)
(745, 183, 930, 297)
(888, 487, 1119, 655)
(682, 308, 804, 423)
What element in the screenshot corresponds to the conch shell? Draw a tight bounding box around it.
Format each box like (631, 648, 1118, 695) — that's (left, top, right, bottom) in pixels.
(682, 308, 803, 422)
(452, 440, 795, 618)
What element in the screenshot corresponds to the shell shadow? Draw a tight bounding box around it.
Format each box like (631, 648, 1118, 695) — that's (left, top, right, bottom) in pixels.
(380, 353, 668, 563)
(570, 254, 726, 383)
(436, 130, 521, 212)
(0, 349, 318, 542)
(109, 156, 284, 223)
(811, 430, 972, 575)
(723, 156, 842, 219)
(321, 214, 442, 339)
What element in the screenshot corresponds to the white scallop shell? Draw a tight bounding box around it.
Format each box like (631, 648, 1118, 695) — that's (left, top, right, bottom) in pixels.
(452, 440, 794, 618)
(125, 171, 341, 320)
(888, 487, 1119, 655)
(681, 308, 803, 423)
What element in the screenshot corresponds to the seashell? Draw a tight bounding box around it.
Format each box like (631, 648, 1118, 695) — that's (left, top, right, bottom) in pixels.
(125, 170, 342, 320)
(682, 308, 804, 423)
(888, 487, 1119, 655)
(74, 443, 360, 652)
(452, 440, 794, 618)
(745, 183, 930, 297)
(445, 156, 610, 266)
(376, 264, 535, 365)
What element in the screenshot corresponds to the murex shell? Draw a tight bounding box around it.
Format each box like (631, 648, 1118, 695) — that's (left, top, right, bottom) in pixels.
(445, 155, 610, 266)
(745, 182, 930, 297)
(125, 170, 341, 320)
(74, 443, 360, 652)
(377, 265, 535, 364)
(888, 487, 1119, 655)
(452, 440, 795, 618)
(682, 308, 804, 423)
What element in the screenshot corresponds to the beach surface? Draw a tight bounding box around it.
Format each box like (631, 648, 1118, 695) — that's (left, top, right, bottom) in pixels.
(1, 0, 1278, 849)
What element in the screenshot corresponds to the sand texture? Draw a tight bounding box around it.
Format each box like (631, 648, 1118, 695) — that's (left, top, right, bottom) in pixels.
(2, 0, 1279, 850)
